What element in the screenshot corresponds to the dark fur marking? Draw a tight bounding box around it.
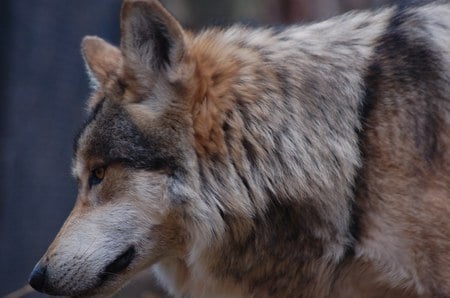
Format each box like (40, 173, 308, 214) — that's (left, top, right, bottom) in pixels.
(131, 4, 172, 69)
(222, 119, 230, 132)
(73, 99, 105, 154)
(150, 18, 172, 68)
(235, 96, 254, 134)
(351, 7, 445, 253)
(355, 21, 370, 30)
(197, 156, 206, 182)
(80, 100, 180, 173)
(222, 111, 234, 147)
(345, 195, 362, 257)
(376, 7, 442, 162)
(221, 111, 257, 205)
(217, 196, 326, 295)
(418, 111, 439, 163)
(274, 67, 292, 100)
(272, 132, 289, 172)
(218, 205, 225, 220)
(241, 137, 258, 170)
(240, 174, 256, 205)
(117, 78, 127, 95)
(359, 62, 381, 126)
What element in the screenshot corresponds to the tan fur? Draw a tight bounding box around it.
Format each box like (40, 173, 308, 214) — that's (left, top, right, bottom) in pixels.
(82, 36, 122, 85)
(190, 38, 242, 157)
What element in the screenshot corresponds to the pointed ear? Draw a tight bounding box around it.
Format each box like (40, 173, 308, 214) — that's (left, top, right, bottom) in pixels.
(81, 36, 122, 87)
(120, 0, 185, 72)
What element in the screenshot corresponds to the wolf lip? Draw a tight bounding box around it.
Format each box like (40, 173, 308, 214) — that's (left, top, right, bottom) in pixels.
(102, 246, 136, 276)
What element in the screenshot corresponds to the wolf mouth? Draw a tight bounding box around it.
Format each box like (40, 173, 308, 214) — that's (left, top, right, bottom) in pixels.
(99, 245, 136, 282)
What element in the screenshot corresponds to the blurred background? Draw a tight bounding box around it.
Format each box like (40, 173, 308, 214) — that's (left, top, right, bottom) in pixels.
(0, 0, 419, 297)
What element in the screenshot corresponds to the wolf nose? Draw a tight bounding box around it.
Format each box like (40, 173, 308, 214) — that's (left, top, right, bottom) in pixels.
(29, 262, 47, 292)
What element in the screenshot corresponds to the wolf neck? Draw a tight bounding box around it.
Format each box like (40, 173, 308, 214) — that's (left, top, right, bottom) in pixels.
(175, 10, 392, 297)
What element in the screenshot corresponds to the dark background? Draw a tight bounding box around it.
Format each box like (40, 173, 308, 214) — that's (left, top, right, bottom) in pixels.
(0, 0, 413, 297)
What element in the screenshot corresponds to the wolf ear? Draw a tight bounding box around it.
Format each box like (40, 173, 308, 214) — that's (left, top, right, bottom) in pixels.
(120, 0, 185, 72)
(81, 36, 122, 88)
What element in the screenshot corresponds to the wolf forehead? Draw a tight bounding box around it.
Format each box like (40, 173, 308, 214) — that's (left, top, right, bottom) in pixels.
(73, 99, 181, 173)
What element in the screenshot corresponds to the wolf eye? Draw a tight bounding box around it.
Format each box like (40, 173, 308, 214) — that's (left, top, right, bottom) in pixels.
(89, 166, 106, 187)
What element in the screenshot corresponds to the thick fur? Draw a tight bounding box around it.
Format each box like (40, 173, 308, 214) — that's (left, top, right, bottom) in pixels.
(30, 1, 450, 297)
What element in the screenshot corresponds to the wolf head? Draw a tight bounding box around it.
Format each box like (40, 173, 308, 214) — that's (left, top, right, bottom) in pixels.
(29, 0, 211, 295)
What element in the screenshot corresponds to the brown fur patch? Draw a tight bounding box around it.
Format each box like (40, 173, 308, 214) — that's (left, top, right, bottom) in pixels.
(189, 39, 241, 157)
(82, 36, 122, 85)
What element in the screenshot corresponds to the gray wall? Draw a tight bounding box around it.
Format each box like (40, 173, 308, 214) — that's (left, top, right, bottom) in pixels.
(0, 1, 121, 295)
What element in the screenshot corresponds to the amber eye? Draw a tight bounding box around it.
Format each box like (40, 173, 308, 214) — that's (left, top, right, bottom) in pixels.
(89, 166, 106, 188)
(94, 167, 105, 179)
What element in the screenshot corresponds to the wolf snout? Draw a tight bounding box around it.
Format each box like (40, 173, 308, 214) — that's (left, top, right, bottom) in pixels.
(28, 245, 136, 296)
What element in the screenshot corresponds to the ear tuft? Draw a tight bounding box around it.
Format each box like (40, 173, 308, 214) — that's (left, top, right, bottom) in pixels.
(81, 36, 122, 88)
(120, 0, 185, 72)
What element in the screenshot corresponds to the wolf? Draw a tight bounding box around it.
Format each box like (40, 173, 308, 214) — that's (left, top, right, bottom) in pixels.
(28, 0, 450, 297)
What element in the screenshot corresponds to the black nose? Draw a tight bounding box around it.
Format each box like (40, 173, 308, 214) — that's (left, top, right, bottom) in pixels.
(29, 262, 47, 292)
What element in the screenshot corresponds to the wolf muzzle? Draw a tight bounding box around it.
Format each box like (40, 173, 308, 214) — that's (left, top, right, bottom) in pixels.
(29, 245, 136, 295)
